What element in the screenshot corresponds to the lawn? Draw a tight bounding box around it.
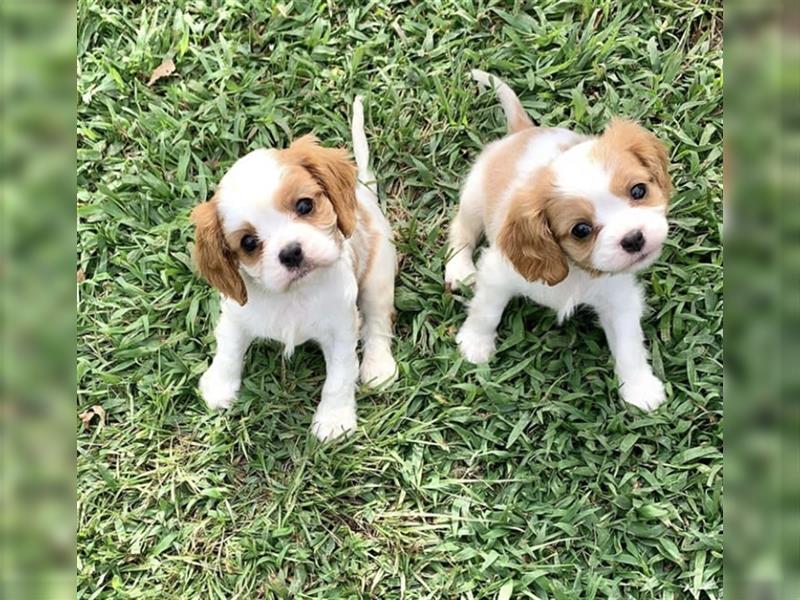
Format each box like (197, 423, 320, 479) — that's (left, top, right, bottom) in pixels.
(77, 1, 723, 598)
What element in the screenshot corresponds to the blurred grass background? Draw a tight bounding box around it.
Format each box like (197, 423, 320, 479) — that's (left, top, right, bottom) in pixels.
(73, 1, 725, 598)
(2, 1, 75, 600)
(724, 1, 800, 598)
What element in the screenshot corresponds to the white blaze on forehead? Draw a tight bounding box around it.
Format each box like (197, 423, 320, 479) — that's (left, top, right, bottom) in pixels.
(216, 148, 285, 229)
(550, 139, 628, 226)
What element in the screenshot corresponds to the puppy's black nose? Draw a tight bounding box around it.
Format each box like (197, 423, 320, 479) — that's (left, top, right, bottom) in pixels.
(278, 242, 304, 268)
(620, 230, 645, 254)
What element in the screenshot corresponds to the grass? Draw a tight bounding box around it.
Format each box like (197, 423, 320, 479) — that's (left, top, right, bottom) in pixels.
(77, 1, 723, 598)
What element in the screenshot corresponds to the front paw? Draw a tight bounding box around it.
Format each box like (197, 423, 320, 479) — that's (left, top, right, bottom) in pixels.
(360, 351, 398, 388)
(456, 326, 495, 364)
(444, 257, 477, 290)
(620, 373, 666, 412)
(311, 405, 357, 441)
(199, 367, 240, 411)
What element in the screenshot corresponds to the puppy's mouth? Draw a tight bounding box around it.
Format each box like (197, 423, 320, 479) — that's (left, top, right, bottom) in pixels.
(285, 264, 315, 285)
(625, 248, 660, 271)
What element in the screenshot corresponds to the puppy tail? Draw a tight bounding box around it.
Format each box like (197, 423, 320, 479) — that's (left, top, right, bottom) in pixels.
(351, 95, 377, 195)
(470, 69, 534, 134)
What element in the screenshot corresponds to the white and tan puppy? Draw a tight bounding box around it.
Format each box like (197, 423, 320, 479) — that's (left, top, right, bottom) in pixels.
(445, 71, 671, 411)
(191, 97, 397, 440)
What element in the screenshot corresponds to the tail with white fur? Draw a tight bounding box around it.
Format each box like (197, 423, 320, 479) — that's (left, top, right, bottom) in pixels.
(351, 96, 377, 195)
(470, 69, 534, 134)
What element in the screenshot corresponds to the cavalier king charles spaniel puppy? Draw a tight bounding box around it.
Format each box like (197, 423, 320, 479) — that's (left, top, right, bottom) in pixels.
(445, 71, 672, 411)
(191, 98, 397, 440)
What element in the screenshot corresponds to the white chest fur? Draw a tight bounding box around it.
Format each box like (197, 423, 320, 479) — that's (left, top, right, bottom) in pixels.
(221, 256, 359, 356)
(478, 246, 639, 324)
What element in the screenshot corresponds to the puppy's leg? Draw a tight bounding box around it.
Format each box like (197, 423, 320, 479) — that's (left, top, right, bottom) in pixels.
(199, 310, 253, 410)
(444, 182, 484, 288)
(593, 276, 666, 411)
(312, 318, 360, 441)
(359, 239, 398, 387)
(456, 248, 515, 364)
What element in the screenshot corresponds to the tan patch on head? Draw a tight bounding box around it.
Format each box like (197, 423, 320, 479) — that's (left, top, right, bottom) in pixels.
(272, 165, 339, 233)
(276, 135, 357, 237)
(547, 196, 598, 271)
(496, 168, 568, 285)
(593, 118, 672, 210)
(483, 128, 588, 227)
(224, 223, 262, 267)
(190, 197, 247, 305)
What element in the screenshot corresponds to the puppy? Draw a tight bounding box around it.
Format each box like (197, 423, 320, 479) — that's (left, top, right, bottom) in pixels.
(445, 71, 671, 411)
(191, 97, 397, 440)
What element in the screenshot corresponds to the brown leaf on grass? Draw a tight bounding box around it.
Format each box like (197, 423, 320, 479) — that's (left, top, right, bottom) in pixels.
(147, 58, 176, 86)
(79, 405, 106, 430)
(77, 269, 86, 283)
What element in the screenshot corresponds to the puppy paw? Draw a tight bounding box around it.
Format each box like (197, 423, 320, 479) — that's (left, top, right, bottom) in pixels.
(456, 327, 495, 364)
(360, 351, 398, 388)
(620, 373, 666, 412)
(444, 257, 476, 290)
(199, 367, 239, 411)
(311, 406, 357, 442)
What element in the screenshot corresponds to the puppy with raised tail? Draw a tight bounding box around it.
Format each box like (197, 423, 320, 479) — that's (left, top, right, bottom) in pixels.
(445, 71, 672, 411)
(191, 97, 397, 441)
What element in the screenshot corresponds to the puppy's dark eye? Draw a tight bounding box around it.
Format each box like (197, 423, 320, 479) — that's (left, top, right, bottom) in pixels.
(241, 235, 259, 253)
(571, 223, 593, 239)
(295, 197, 314, 215)
(630, 183, 647, 200)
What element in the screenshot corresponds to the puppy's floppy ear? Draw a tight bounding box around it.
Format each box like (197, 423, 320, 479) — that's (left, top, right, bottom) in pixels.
(497, 174, 568, 286)
(289, 134, 358, 237)
(190, 198, 247, 305)
(605, 118, 672, 194)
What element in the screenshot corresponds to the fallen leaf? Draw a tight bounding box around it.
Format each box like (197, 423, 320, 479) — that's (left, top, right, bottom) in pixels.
(77, 269, 86, 283)
(79, 405, 106, 430)
(147, 58, 176, 86)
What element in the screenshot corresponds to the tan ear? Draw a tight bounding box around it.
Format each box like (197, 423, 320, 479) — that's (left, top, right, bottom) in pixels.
(190, 199, 247, 305)
(606, 118, 672, 194)
(288, 135, 357, 237)
(497, 182, 568, 286)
